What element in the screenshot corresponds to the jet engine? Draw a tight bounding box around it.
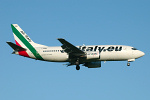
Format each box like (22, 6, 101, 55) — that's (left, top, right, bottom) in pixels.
(84, 61, 101, 68)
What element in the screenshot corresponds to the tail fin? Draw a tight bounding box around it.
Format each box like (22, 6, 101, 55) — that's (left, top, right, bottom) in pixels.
(10, 24, 46, 60)
(11, 24, 46, 48)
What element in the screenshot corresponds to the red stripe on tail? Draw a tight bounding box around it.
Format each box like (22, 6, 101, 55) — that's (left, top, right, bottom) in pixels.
(15, 40, 30, 57)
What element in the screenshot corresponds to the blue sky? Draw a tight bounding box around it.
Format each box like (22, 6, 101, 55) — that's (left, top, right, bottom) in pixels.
(1, 0, 150, 100)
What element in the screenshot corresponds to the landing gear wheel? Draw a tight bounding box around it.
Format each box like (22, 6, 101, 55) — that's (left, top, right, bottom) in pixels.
(127, 62, 130, 66)
(75, 59, 79, 65)
(76, 65, 80, 70)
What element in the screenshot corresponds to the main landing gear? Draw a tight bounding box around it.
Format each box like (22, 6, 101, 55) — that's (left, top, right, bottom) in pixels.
(75, 59, 80, 70)
(76, 65, 80, 70)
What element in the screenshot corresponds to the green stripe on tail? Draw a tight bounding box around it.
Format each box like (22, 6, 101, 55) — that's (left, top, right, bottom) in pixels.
(11, 24, 44, 60)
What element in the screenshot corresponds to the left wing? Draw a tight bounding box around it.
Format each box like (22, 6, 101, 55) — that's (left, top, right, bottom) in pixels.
(57, 38, 85, 57)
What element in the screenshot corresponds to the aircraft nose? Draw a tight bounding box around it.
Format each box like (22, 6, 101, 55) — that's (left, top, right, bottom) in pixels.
(141, 51, 145, 57)
(139, 51, 145, 57)
(133, 50, 145, 59)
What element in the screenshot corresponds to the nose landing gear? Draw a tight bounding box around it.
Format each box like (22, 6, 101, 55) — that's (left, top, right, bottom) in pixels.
(127, 59, 135, 66)
(127, 62, 130, 66)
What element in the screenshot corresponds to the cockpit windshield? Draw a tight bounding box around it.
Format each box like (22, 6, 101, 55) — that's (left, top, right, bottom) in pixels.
(132, 48, 138, 50)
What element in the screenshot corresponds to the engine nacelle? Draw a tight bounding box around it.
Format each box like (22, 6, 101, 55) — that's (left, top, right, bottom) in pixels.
(86, 51, 100, 60)
(84, 61, 101, 68)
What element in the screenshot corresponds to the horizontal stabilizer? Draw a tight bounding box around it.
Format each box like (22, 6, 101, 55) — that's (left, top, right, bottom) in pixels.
(6, 42, 26, 51)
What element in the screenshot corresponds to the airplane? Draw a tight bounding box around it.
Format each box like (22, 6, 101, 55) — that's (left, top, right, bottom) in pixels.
(7, 24, 145, 70)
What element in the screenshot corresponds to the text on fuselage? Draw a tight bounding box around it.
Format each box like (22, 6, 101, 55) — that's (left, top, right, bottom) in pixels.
(79, 46, 122, 52)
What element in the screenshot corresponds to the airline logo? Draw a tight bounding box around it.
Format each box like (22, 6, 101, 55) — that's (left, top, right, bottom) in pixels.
(79, 46, 122, 52)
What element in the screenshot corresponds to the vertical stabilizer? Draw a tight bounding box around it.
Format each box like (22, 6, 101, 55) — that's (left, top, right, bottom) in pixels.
(11, 24, 35, 48)
(11, 24, 45, 60)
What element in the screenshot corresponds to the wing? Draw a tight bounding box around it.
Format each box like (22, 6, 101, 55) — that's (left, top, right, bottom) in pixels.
(57, 38, 85, 57)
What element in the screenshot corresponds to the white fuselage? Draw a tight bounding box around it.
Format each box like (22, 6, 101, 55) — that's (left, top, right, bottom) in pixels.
(23, 45, 144, 62)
